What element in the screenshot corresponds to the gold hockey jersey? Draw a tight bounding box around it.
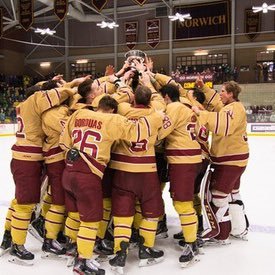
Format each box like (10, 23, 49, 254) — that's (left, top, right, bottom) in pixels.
(158, 102, 202, 164)
(109, 101, 164, 173)
(59, 109, 163, 178)
(197, 101, 249, 167)
(42, 105, 70, 164)
(12, 86, 76, 161)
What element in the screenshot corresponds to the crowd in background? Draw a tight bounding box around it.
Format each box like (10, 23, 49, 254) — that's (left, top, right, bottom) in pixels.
(0, 71, 274, 124)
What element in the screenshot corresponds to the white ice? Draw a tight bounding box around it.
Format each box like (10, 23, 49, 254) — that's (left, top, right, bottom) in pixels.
(0, 136, 275, 275)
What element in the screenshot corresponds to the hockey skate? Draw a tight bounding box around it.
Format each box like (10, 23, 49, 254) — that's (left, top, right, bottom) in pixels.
(0, 230, 12, 256)
(138, 237, 164, 267)
(129, 228, 139, 249)
(179, 241, 199, 268)
(41, 238, 66, 260)
(65, 241, 77, 267)
(94, 238, 114, 262)
(178, 236, 204, 254)
(109, 241, 129, 275)
(73, 257, 105, 275)
(28, 214, 45, 242)
(173, 231, 184, 243)
(203, 237, 231, 246)
(9, 243, 34, 266)
(155, 215, 168, 239)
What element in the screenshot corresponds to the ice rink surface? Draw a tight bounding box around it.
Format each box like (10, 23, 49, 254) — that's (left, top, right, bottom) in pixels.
(0, 136, 275, 275)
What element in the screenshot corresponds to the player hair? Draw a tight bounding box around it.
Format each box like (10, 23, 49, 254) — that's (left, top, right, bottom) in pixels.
(160, 84, 180, 102)
(98, 95, 118, 113)
(25, 85, 41, 98)
(192, 87, 206, 104)
(41, 80, 58, 91)
(223, 81, 241, 101)
(77, 79, 94, 103)
(134, 85, 152, 106)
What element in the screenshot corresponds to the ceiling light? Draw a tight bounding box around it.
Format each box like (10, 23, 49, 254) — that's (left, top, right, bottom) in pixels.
(76, 59, 88, 64)
(96, 21, 119, 29)
(35, 28, 56, 35)
(267, 46, 275, 51)
(168, 13, 192, 22)
(194, 50, 209, 56)
(252, 2, 275, 13)
(40, 62, 51, 67)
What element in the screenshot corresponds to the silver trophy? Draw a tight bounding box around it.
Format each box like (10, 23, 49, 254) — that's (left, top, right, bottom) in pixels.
(125, 50, 147, 65)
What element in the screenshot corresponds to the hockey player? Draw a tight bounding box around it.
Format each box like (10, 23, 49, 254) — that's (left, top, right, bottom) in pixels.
(192, 78, 249, 244)
(60, 95, 164, 275)
(108, 81, 165, 273)
(158, 84, 202, 268)
(7, 76, 87, 265)
(40, 99, 71, 257)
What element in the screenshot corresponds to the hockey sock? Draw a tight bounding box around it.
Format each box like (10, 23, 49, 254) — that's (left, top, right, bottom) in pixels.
(133, 202, 142, 230)
(173, 200, 198, 243)
(65, 212, 80, 243)
(45, 204, 65, 240)
(41, 186, 52, 217)
(113, 216, 133, 253)
(4, 199, 17, 231)
(139, 218, 158, 248)
(11, 203, 35, 245)
(193, 193, 202, 216)
(77, 221, 99, 259)
(97, 198, 112, 239)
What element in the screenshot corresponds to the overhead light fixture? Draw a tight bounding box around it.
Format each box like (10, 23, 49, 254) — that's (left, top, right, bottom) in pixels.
(40, 62, 51, 67)
(267, 46, 275, 51)
(194, 50, 209, 56)
(252, 2, 275, 13)
(96, 21, 119, 29)
(76, 59, 88, 64)
(168, 13, 192, 22)
(35, 28, 56, 35)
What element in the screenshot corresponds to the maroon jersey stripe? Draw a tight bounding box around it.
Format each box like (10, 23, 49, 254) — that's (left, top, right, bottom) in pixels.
(166, 149, 201, 156)
(12, 145, 43, 153)
(210, 153, 249, 163)
(111, 153, 156, 164)
(43, 146, 63, 157)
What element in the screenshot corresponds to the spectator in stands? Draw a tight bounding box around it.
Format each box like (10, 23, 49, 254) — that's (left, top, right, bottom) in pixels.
(0, 109, 6, 123)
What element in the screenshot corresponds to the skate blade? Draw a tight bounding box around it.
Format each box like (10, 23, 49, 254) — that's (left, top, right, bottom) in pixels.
(8, 256, 34, 266)
(203, 239, 231, 246)
(95, 254, 114, 263)
(111, 265, 124, 275)
(155, 232, 169, 239)
(230, 234, 248, 241)
(41, 252, 67, 260)
(198, 247, 205, 255)
(129, 242, 139, 250)
(28, 225, 43, 243)
(180, 256, 200, 268)
(0, 247, 11, 257)
(66, 256, 75, 267)
(139, 256, 164, 267)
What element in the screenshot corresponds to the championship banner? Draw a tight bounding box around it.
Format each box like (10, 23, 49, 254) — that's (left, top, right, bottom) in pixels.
(19, 0, 33, 31)
(245, 8, 261, 41)
(132, 0, 147, 6)
(146, 19, 160, 48)
(174, 1, 230, 39)
(54, 0, 68, 21)
(91, 0, 108, 12)
(172, 74, 213, 89)
(0, 8, 2, 38)
(125, 21, 138, 50)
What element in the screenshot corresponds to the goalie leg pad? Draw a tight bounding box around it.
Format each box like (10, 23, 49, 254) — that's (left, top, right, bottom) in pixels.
(229, 200, 249, 239)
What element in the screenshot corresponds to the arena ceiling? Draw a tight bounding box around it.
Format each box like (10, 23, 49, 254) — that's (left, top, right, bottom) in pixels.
(1, 0, 221, 34)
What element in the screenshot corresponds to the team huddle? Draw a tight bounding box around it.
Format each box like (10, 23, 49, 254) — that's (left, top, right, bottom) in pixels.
(0, 50, 249, 275)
